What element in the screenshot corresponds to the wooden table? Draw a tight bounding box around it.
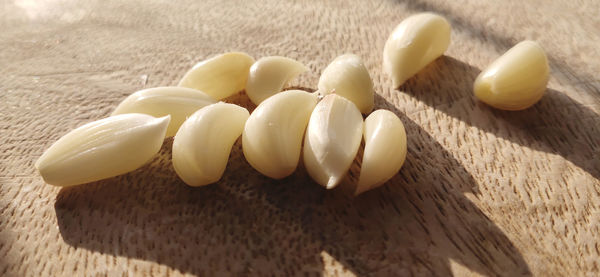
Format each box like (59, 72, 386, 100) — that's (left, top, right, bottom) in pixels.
(1, 0, 599, 275)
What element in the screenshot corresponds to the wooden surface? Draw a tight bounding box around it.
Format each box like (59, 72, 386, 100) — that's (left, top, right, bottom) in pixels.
(1, 0, 599, 276)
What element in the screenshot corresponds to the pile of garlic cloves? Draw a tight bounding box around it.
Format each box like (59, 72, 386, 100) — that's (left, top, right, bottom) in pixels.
(36, 52, 407, 196)
(36, 12, 549, 196)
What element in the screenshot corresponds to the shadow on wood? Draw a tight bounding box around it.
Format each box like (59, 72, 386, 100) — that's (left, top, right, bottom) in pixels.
(54, 92, 531, 276)
(400, 56, 599, 180)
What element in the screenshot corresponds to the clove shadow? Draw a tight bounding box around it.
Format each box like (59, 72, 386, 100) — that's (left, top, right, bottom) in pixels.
(55, 93, 531, 276)
(258, 93, 531, 276)
(400, 56, 600, 179)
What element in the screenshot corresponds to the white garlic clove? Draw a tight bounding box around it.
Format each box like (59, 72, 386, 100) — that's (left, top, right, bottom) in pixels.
(303, 94, 363, 189)
(178, 52, 255, 100)
(172, 103, 249, 187)
(317, 54, 374, 114)
(246, 56, 308, 105)
(355, 110, 407, 195)
(112, 86, 217, 137)
(383, 13, 451, 88)
(242, 90, 318, 179)
(474, 40, 550, 111)
(35, 114, 170, 187)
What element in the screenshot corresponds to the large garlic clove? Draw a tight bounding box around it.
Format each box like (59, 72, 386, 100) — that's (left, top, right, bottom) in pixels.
(246, 56, 308, 105)
(178, 52, 255, 100)
(172, 103, 249, 187)
(303, 94, 363, 189)
(317, 54, 375, 114)
(242, 90, 318, 179)
(473, 40, 549, 111)
(112, 86, 217, 137)
(383, 13, 451, 88)
(35, 114, 170, 187)
(355, 110, 407, 195)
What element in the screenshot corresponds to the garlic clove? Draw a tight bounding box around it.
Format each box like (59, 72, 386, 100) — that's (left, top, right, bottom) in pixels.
(383, 13, 451, 88)
(474, 40, 549, 111)
(303, 94, 363, 189)
(317, 54, 375, 114)
(172, 103, 249, 187)
(35, 114, 170, 187)
(112, 86, 217, 137)
(242, 90, 318, 179)
(246, 56, 308, 105)
(178, 52, 255, 100)
(355, 110, 407, 195)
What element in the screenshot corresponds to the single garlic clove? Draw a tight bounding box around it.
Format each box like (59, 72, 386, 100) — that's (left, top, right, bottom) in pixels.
(172, 103, 249, 187)
(355, 110, 407, 195)
(178, 52, 255, 100)
(303, 94, 363, 189)
(111, 86, 217, 137)
(383, 12, 451, 88)
(317, 54, 375, 114)
(35, 114, 170, 187)
(473, 40, 550, 111)
(246, 56, 308, 105)
(242, 90, 318, 179)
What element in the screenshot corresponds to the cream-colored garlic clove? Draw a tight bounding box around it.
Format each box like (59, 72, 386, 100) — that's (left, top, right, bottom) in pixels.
(473, 40, 549, 111)
(246, 56, 308, 105)
(35, 114, 170, 187)
(383, 13, 451, 88)
(355, 110, 407, 195)
(178, 52, 255, 100)
(303, 94, 363, 189)
(317, 54, 374, 114)
(242, 90, 318, 179)
(172, 103, 249, 187)
(112, 86, 217, 137)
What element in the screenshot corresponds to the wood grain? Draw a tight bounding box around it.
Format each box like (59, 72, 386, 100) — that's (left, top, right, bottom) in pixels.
(1, 0, 599, 276)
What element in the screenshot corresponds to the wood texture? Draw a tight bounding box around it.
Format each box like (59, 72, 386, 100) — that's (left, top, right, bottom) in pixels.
(1, 0, 599, 276)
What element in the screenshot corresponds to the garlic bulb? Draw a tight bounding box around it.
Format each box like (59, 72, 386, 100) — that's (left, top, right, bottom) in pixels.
(383, 13, 451, 87)
(172, 103, 249, 187)
(355, 110, 407, 195)
(36, 114, 170, 187)
(112, 86, 216, 137)
(246, 56, 308, 105)
(474, 40, 549, 110)
(317, 54, 374, 114)
(303, 94, 363, 189)
(242, 90, 318, 179)
(178, 52, 255, 100)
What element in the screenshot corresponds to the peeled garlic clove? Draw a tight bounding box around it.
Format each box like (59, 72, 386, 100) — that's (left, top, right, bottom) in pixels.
(246, 56, 308, 105)
(172, 103, 249, 187)
(35, 114, 170, 187)
(112, 86, 217, 137)
(474, 40, 549, 111)
(242, 90, 317, 179)
(383, 13, 451, 88)
(317, 54, 374, 114)
(178, 52, 255, 100)
(355, 110, 407, 195)
(303, 94, 363, 189)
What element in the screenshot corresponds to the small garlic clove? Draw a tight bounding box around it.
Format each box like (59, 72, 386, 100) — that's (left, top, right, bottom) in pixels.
(172, 103, 249, 187)
(242, 90, 318, 179)
(303, 94, 363, 189)
(112, 86, 217, 137)
(246, 56, 308, 105)
(474, 40, 550, 111)
(35, 114, 170, 187)
(178, 52, 255, 100)
(383, 12, 451, 88)
(355, 110, 407, 195)
(317, 54, 375, 114)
